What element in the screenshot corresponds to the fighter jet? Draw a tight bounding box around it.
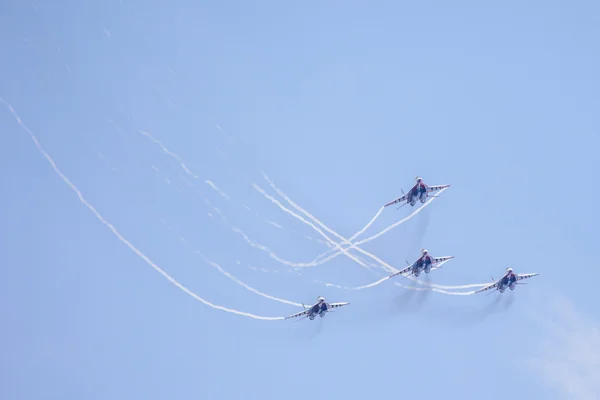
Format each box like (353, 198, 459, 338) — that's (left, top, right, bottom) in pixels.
(284, 296, 350, 321)
(384, 176, 450, 209)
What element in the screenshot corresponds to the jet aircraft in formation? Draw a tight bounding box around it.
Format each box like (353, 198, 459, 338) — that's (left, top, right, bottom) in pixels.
(286, 176, 539, 321)
(285, 297, 350, 321)
(389, 248, 455, 278)
(474, 267, 539, 294)
(384, 176, 450, 209)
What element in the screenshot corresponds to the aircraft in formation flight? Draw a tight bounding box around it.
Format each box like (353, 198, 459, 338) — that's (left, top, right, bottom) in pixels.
(389, 248, 455, 278)
(285, 296, 350, 321)
(384, 176, 451, 209)
(285, 176, 540, 321)
(474, 267, 539, 294)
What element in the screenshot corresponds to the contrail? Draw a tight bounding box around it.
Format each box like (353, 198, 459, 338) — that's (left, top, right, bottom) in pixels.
(320, 275, 393, 291)
(308, 191, 446, 266)
(318, 260, 450, 291)
(204, 179, 230, 200)
(259, 173, 489, 291)
(253, 180, 408, 275)
(135, 127, 327, 247)
(392, 281, 481, 295)
(312, 206, 384, 261)
(252, 183, 380, 272)
(157, 221, 304, 308)
(2, 97, 285, 321)
(138, 129, 199, 179)
(260, 171, 443, 269)
(199, 254, 303, 307)
(232, 226, 374, 270)
(232, 227, 321, 268)
(313, 259, 480, 295)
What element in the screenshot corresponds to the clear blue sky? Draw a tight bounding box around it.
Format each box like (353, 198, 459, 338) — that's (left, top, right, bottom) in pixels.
(1, 1, 599, 399)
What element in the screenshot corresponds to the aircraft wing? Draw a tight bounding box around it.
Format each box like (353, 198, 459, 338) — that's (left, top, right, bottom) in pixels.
(327, 302, 350, 310)
(426, 184, 450, 193)
(474, 281, 499, 294)
(432, 256, 455, 264)
(384, 193, 408, 207)
(517, 273, 538, 281)
(389, 265, 413, 278)
(284, 309, 310, 320)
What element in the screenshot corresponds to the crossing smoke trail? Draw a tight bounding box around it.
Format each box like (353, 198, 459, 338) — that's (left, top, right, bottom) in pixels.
(120, 110, 482, 293)
(307, 193, 444, 267)
(2, 98, 286, 321)
(253, 181, 416, 275)
(251, 179, 477, 295)
(259, 171, 444, 270)
(252, 183, 380, 272)
(234, 183, 442, 274)
(312, 206, 384, 262)
(232, 226, 379, 271)
(259, 173, 489, 292)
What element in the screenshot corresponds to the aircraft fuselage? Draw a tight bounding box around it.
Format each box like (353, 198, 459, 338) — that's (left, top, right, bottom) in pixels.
(308, 303, 329, 320)
(498, 275, 518, 293)
(408, 185, 428, 206)
(412, 256, 433, 276)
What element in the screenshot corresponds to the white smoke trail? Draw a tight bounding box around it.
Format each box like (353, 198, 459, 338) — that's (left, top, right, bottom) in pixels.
(253, 181, 480, 293)
(233, 226, 375, 270)
(138, 129, 199, 179)
(312, 206, 384, 262)
(263, 170, 446, 264)
(319, 275, 393, 290)
(253, 181, 412, 275)
(53, 112, 309, 308)
(259, 173, 489, 291)
(264, 220, 283, 229)
(315, 270, 481, 296)
(134, 129, 328, 250)
(387, 262, 484, 295)
(199, 254, 303, 307)
(204, 179, 231, 200)
(251, 183, 379, 272)
(157, 221, 304, 307)
(2, 98, 285, 321)
(232, 227, 317, 268)
(318, 259, 451, 291)
(307, 193, 444, 267)
(392, 281, 480, 295)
